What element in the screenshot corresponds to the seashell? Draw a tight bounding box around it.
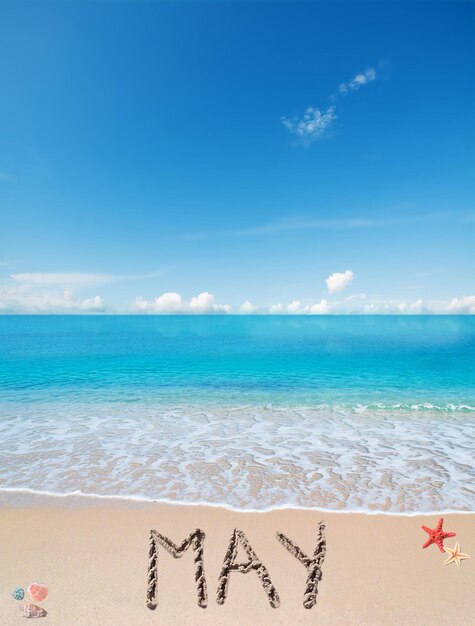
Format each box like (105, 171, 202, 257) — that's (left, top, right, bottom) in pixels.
(27, 582, 48, 602)
(11, 586, 25, 600)
(20, 603, 47, 618)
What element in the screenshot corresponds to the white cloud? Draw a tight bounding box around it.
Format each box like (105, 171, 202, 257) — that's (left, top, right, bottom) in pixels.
(2, 268, 474, 317)
(356, 296, 475, 315)
(159, 292, 185, 312)
(309, 299, 330, 314)
(338, 68, 376, 95)
(281, 106, 336, 139)
(326, 270, 355, 294)
(269, 299, 330, 315)
(355, 297, 475, 315)
(239, 300, 258, 314)
(135, 292, 184, 313)
(189, 292, 232, 314)
(0, 287, 105, 314)
(359, 299, 423, 315)
(131, 292, 233, 314)
(282, 66, 376, 141)
(265, 292, 474, 316)
(2, 288, 475, 316)
(0, 272, 110, 313)
(79, 295, 105, 311)
(397, 299, 425, 314)
(287, 300, 302, 313)
(443, 296, 475, 314)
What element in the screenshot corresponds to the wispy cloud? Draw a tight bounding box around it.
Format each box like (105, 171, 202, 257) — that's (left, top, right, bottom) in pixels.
(337, 68, 376, 96)
(281, 106, 336, 139)
(10, 270, 165, 287)
(11, 272, 119, 287)
(181, 212, 435, 241)
(282, 66, 377, 141)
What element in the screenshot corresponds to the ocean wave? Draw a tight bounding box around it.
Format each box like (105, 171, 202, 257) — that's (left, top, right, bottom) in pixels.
(345, 402, 475, 413)
(260, 402, 475, 413)
(0, 401, 474, 513)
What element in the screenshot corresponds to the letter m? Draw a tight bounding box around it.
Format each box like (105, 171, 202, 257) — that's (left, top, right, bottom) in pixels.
(147, 529, 208, 609)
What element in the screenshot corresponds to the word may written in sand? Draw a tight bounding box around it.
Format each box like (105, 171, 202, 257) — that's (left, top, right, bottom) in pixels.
(146, 522, 326, 610)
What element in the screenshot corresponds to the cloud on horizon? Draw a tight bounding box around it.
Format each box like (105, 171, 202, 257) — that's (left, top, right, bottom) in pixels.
(1, 269, 474, 315)
(1, 286, 475, 315)
(444, 295, 475, 315)
(239, 300, 258, 314)
(0, 287, 105, 314)
(270, 299, 330, 315)
(0, 271, 120, 314)
(132, 292, 233, 315)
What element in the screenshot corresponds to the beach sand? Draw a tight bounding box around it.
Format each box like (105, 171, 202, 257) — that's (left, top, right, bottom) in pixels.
(0, 501, 473, 625)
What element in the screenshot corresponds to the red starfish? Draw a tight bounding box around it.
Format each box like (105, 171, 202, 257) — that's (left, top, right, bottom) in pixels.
(421, 518, 456, 552)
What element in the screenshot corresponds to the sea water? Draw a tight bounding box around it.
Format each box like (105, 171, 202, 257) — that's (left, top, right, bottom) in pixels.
(0, 315, 474, 512)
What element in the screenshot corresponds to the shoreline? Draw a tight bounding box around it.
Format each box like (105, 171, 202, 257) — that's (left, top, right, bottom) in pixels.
(0, 500, 474, 624)
(1, 487, 474, 516)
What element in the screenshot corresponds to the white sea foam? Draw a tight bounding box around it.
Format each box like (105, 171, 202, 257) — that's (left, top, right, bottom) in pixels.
(0, 402, 474, 512)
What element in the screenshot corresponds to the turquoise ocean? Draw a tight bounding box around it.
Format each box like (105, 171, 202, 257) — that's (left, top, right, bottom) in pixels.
(0, 315, 474, 512)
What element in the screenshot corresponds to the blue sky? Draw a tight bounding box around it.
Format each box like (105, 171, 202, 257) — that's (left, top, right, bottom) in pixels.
(0, 0, 474, 314)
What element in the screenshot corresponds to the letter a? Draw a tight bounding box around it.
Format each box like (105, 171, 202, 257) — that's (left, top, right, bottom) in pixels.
(276, 521, 326, 609)
(147, 529, 208, 609)
(216, 529, 280, 608)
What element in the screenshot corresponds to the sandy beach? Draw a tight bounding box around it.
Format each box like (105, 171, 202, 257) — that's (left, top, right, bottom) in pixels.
(1, 0, 474, 624)
(0, 499, 473, 625)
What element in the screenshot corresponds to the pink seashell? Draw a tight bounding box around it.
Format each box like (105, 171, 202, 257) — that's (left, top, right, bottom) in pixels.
(20, 603, 47, 618)
(28, 583, 48, 602)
